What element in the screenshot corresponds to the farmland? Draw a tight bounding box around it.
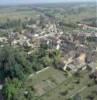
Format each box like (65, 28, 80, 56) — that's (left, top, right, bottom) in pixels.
(0, 6, 39, 22)
(0, 2, 96, 25)
(16, 67, 97, 100)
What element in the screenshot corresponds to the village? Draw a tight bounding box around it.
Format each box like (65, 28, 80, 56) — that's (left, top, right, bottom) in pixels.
(0, 22, 97, 73)
(0, 2, 97, 99)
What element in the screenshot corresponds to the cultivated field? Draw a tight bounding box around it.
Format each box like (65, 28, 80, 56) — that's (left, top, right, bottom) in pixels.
(22, 67, 97, 100)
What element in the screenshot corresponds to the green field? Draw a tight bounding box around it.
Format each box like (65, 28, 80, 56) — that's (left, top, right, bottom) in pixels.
(0, 7, 40, 23)
(0, 3, 96, 24)
(25, 67, 67, 96)
(41, 70, 97, 100)
(19, 67, 97, 100)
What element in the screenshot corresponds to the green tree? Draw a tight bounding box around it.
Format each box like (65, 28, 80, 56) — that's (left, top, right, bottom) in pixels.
(0, 46, 32, 80)
(2, 78, 22, 100)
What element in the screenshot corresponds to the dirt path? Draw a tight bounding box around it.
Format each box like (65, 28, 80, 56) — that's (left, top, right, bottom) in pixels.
(28, 67, 50, 79)
(70, 86, 87, 98)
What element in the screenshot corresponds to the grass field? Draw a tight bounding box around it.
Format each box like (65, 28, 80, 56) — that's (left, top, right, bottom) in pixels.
(25, 67, 67, 96)
(22, 67, 97, 100)
(0, 7, 40, 23)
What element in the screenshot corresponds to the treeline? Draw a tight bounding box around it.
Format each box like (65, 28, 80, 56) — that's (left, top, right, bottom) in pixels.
(58, 21, 78, 29)
(0, 18, 36, 30)
(0, 16, 50, 33)
(83, 17, 97, 27)
(87, 37, 97, 42)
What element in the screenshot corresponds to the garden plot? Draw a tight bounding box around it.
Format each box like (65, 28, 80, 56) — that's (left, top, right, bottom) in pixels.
(41, 70, 97, 100)
(25, 67, 67, 96)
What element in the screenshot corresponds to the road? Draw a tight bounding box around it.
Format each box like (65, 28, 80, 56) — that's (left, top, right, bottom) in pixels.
(37, 32, 57, 39)
(28, 67, 50, 79)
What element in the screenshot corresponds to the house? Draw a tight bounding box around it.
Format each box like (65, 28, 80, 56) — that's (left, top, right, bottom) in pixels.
(93, 71, 97, 79)
(0, 37, 8, 43)
(24, 32, 33, 39)
(76, 53, 86, 64)
(90, 70, 97, 83)
(78, 24, 97, 30)
(61, 41, 75, 54)
(87, 62, 97, 73)
(86, 51, 97, 63)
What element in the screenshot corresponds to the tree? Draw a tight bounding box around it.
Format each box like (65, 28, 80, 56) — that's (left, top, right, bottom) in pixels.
(2, 78, 22, 100)
(73, 94, 82, 100)
(50, 50, 62, 68)
(60, 90, 68, 96)
(28, 43, 52, 71)
(0, 46, 32, 80)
